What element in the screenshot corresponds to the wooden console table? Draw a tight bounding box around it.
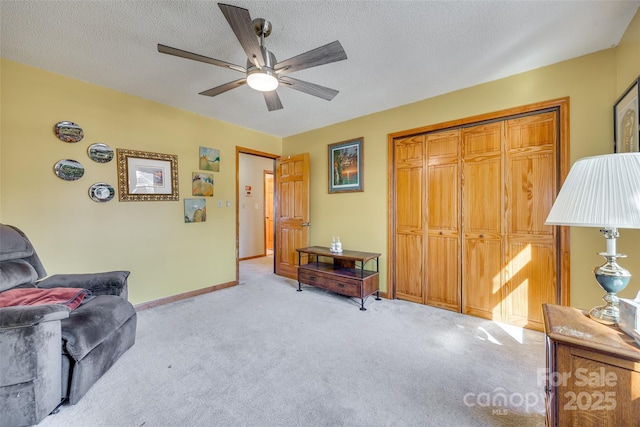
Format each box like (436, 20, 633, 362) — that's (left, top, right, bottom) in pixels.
(543, 303, 640, 426)
(296, 246, 381, 311)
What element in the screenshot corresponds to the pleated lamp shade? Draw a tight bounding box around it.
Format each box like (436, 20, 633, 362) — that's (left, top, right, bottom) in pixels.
(545, 153, 640, 229)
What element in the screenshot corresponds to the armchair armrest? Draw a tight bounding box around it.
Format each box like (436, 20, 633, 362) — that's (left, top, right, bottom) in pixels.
(37, 271, 130, 299)
(0, 304, 70, 329)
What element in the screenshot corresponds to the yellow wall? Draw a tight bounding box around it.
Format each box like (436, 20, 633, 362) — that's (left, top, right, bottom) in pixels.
(617, 7, 640, 90)
(282, 10, 640, 310)
(0, 59, 281, 304)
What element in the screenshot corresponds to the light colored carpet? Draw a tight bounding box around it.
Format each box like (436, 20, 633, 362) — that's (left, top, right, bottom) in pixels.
(39, 256, 547, 427)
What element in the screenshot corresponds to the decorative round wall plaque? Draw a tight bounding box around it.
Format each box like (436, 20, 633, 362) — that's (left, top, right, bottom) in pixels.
(54, 121, 84, 143)
(88, 183, 115, 202)
(54, 159, 84, 181)
(87, 143, 114, 163)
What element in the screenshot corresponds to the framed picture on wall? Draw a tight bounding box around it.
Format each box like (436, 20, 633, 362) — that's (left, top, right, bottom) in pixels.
(613, 76, 639, 153)
(184, 198, 206, 223)
(199, 146, 220, 172)
(328, 137, 364, 193)
(117, 149, 179, 201)
(192, 172, 214, 197)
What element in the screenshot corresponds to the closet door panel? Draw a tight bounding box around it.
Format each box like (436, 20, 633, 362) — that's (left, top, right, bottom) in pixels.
(462, 158, 502, 234)
(396, 167, 423, 229)
(504, 239, 556, 328)
(395, 167, 424, 301)
(463, 123, 502, 154)
(427, 235, 460, 310)
(426, 130, 460, 310)
(507, 152, 555, 236)
(462, 238, 503, 320)
(395, 135, 425, 165)
(462, 122, 502, 235)
(394, 135, 426, 302)
(428, 163, 458, 231)
(504, 112, 558, 331)
(395, 233, 424, 303)
(507, 112, 555, 150)
(461, 122, 503, 320)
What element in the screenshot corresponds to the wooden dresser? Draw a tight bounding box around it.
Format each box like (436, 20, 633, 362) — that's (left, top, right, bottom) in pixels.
(543, 303, 640, 426)
(296, 246, 381, 311)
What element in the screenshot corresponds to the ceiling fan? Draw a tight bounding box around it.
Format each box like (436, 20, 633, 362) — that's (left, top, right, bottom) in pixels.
(157, 3, 348, 111)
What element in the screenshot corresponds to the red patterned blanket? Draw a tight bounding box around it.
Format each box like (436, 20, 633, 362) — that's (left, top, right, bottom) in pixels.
(0, 287, 90, 311)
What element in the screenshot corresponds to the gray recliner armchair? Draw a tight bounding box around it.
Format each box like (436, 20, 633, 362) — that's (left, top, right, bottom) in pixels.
(0, 224, 137, 427)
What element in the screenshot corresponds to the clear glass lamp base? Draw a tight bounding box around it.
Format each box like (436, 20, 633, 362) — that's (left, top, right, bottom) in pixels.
(590, 252, 631, 325)
(589, 295, 620, 325)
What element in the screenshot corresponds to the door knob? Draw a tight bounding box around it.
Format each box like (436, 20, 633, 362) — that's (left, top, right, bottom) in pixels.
(302, 222, 311, 227)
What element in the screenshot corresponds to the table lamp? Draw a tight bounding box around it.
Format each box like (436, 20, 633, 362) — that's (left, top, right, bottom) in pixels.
(545, 152, 640, 324)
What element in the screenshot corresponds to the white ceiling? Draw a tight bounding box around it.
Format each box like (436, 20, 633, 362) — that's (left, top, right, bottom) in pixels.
(1, 1, 638, 138)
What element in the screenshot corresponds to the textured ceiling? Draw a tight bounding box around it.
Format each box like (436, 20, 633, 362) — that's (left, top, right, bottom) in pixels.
(1, 1, 638, 137)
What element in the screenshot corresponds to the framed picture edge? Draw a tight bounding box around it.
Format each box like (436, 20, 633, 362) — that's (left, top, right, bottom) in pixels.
(613, 75, 640, 153)
(116, 148, 179, 201)
(328, 137, 364, 194)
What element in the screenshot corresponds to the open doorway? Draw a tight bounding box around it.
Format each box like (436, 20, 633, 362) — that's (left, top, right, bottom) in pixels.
(238, 153, 275, 260)
(264, 171, 274, 256)
(236, 147, 279, 280)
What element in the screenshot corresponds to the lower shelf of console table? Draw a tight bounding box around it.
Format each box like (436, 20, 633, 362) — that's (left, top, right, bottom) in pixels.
(296, 246, 381, 311)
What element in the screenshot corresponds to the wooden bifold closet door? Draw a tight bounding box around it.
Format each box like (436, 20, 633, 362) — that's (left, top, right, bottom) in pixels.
(461, 122, 504, 321)
(502, 113, 558, 329)
(394, 134, 426, 304)
(426, 130, 461, 311)
(392, 108, 560, 331)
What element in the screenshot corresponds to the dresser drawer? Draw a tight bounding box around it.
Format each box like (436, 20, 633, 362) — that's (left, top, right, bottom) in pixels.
(299, 268, 360, 298)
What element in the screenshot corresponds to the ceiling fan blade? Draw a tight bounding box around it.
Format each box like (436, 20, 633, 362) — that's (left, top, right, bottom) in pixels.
(263, 91, 283, 111)
(218, 3, 265, 68)
(279, 76, 339, 101)
(158, 44, 245, 73)
(199, 79, 247, 97)
(275, 41, 347, 76)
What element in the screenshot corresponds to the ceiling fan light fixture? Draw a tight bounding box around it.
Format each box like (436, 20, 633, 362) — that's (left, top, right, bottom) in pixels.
(247, 69, 279, 92)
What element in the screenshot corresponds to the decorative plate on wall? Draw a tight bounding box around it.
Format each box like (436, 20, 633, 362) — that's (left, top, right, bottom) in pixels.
(54, 121, 84, 143)
(54, 159, 84, 181)
(88, 182, 115, 202)
(88, 143, 114, 163)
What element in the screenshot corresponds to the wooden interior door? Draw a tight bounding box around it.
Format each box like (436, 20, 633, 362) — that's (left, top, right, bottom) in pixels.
(426, 130, 461, 310)
(264, 171, 274, 251)
(275, 153, 310, 279)
(503, 112, 557, 329)
(393, 135, 425, 303)
(461, 122, 504, 321)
